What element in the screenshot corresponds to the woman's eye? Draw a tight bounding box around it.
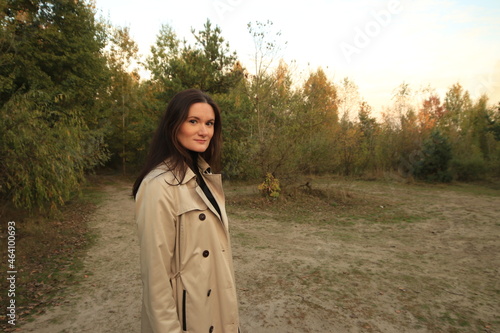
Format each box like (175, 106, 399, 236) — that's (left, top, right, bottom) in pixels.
(189, 119, 197, 124)
(206, 122, 214, 127)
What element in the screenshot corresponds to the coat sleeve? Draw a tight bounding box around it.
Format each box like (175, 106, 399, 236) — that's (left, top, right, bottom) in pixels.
(136, 175, 182, 333)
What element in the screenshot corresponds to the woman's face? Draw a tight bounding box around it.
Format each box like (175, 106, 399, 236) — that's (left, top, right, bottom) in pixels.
(177, 102, 215, 153)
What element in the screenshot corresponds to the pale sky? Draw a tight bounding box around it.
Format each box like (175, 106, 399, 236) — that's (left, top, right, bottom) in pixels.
(95, 0, 500, 113)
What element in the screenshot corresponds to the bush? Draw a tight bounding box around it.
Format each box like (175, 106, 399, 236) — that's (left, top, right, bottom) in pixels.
(0, 92, 109, 212)
(450, 155, 486, 181)
(258, 173, 281, 199)
(413, 130, 452, 182)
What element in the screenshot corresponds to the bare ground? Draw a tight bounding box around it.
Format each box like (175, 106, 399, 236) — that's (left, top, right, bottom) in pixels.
(16, 178, 500, 333)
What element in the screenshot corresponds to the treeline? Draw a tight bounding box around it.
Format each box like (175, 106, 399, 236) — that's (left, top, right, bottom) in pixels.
(1, 1, 499, 211)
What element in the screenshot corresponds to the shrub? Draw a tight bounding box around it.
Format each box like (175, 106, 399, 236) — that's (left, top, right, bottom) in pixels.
(450, 155, 486, 181)
(258, 173, 281, 199)
(413, 130, 452, 182)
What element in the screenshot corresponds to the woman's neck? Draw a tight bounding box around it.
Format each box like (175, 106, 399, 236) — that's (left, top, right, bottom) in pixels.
(188, 150, 198, 166)
(188, 150, 202, 182)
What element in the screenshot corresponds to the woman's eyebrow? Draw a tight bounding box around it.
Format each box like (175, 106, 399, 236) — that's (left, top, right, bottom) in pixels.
(187, 116, 215, 121)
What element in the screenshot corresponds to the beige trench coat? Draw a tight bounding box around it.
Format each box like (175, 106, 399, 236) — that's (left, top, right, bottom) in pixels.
(135, 158, 240, 333)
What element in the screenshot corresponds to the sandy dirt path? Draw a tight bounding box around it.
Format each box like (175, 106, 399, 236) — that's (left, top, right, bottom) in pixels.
(19, 180, 141, 332)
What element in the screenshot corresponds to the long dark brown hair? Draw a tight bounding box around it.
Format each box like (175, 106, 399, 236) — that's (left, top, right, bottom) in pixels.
(132, 89, 222, 198)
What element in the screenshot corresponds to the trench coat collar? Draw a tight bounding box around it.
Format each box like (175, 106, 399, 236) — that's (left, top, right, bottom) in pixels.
(179, 156, 211, 184)
(179, 157, 228, 228)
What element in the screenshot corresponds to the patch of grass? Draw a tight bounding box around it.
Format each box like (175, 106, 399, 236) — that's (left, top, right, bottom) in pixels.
(232, 231, 259, 247)
(447, 181, 500, 197)
(439, 311, 471, 328)
(230, 177, 436, 232)
(79, 187, 106, 206)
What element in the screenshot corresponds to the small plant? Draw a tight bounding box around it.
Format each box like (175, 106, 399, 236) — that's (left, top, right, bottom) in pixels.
(258, 173, 281, 199)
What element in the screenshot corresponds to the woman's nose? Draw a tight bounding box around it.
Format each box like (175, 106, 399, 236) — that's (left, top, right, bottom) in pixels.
(199, 125, 208, 136)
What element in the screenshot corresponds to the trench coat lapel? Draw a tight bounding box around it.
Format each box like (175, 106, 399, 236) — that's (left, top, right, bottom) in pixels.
(195, 184, 221, 221)
(196, 173, 229, 228)
(182, 158, 229, 231)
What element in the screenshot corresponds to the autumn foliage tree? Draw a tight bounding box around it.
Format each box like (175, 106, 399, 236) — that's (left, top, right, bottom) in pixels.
(296, 68, 338, 174)
(417, 94, 444, 135)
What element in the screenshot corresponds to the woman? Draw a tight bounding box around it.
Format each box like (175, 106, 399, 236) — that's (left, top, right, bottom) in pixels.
(133, 89, 240, 333)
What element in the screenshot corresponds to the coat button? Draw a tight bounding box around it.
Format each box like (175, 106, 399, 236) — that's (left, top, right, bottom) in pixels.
(199, 213, 206, 221)
(203, 250, 209, 257)
(209, 326, 214, 333)
(207, 289, 212, 297)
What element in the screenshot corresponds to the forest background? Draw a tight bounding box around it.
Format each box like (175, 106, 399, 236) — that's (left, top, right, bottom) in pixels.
(1, 0, 500, 213)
